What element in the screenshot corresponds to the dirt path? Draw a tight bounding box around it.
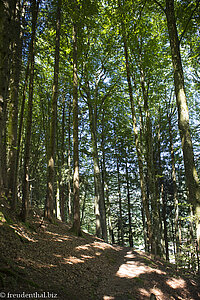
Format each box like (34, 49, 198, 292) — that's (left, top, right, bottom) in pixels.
(0, 214, 199, 300)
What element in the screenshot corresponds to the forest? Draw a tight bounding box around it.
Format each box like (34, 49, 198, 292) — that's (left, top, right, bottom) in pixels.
(0, 0, 200, 276)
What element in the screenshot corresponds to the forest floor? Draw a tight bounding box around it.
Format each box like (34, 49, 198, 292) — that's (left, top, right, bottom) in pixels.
(0, 199, 200, 300)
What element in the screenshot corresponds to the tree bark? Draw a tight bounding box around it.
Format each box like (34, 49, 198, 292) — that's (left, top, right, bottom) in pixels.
(0, 0, 16, 196)
(140, 63, 162, 257)
(165, 0, 200, 248)
(59, 96, 65, 222)
(161, 183, 169, 261)
(67, 97, 72, 222)
(45, 0, 61, 220)
(87, 98, 107, 241)
(120, 16, 153, 252)
(101, 111, 113, 243)
(21, 0, 39, 222)
(167, 102, 182, 261)
(15, 58, 30, 209)
(116, 147, 124, 246)
(7, 0, 22, 209)
(83, 77, 107, 241)
(71, 22, 81, 235)
(125, 158, 133, 248)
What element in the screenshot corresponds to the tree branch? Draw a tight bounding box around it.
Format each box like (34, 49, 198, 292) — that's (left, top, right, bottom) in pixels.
(179, 0, 200, 44)
(153, 0, 166, 14)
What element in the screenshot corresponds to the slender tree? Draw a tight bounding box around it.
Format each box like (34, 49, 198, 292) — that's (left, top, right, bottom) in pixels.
(166, 96, 182, 260)
(45, 0, 61, 220)
(59, 95, 66, 222)
(7, 0, 22, 208)
(67, 97, 72, 222)
(101, 107, 114, 243)
(118, 4, 153, 253)
(71, 20, 81, 235)
(21, 0, 39, 222)
(125, 156, 133, 247)
(85, 80, 107, 241)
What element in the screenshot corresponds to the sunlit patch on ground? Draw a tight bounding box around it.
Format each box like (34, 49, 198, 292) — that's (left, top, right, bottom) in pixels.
(137, 287, 151, 297)
(80, 254, 94, 259)
(59, 254, 94, 264)
(116, 250, 166, 279)
(63, 255, 84, 264)
(150, 287, 165, 299)
(45, 230, 71, 242)
(75, 241, 120, 258)
(92, 241, 118, 250)
(166, 277, 186, 289)
(75, 244, 91, 251)
(103, 296, 115, 300)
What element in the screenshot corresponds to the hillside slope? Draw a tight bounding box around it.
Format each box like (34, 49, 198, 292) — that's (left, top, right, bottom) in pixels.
(0, 203, 199, 300)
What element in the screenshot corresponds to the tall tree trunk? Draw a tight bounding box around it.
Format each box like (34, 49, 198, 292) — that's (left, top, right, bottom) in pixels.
(188, 206, 196, 271)
(167, 103, 182, 261)
(7, 0, 22, 209)
(141, 202, 148, 252)
(0, 0, 16, 196)
(106, 185, 115, 244)
(116, 151, 124, 246)
(45, 0, 61, 220)
(67, 97, 72, 222)
(85, 79, 107, 241)
(101, 111, 113, 243)
(87, 100, 107, 241)
(120, 17, 153, 252)
(165, 0, 200, 248)
(80, 181, 88, 226)
(140, 64, 162, 257)
(56, 179, 61, 220)
(60, 96, 65, 222)
(71, 22, 81, 235)
(15, 58, 29, 208)
(125, 158, 133, 247)
(161, 183, 169, 261)
(15, 1, 30, 201)
(137, 95, 148, 251)
(21, 0, 39, 222)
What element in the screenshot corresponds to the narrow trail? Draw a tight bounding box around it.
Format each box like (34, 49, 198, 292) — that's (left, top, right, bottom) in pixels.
(0, 213, 199, 300)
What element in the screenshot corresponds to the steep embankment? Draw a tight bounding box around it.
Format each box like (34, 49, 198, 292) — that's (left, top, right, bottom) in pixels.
(0, 201, 199, 300)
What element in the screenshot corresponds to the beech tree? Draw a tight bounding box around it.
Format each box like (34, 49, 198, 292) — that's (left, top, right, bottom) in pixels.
(45, 0, 61, 220)
(0, 0, 17, 196)
(153, 0, 200, 249)
(21, 0, 40, 222)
